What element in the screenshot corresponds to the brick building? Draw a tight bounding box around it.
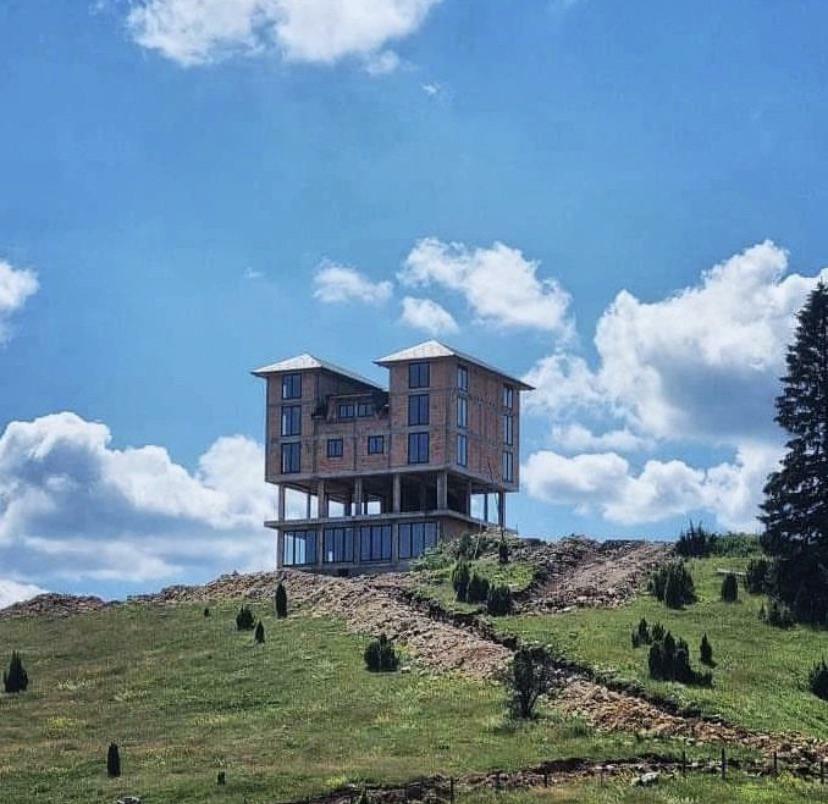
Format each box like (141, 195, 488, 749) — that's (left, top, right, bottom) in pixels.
(253, 340, 532, 573)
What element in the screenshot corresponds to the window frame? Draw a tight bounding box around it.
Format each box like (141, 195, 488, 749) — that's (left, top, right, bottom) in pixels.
(282, 529, 316, 566)
(503, 412, 514, 446)
(503, 383, 514, 410)
(408, 431, 430, 464)
(399, 521, 439, 560)
(327, 438, 344, 458)
(323, 526, 354, 564)
(457, 395, 468, 429)
(408, 361, 430, 389)
(282, 373, 302, 400)
(281, 404, 301, 437)
(367, 435, 385, 455)
(457, 432, 468, 467)
(280, 441, 301, 474)
(408, 393, 430, 426)
(356, 400, 375, 417)
(359, 524, 392, 562)
(337, 402, 355, 420)
(502, 450, 514, 482)
(457, 364, 469, 392)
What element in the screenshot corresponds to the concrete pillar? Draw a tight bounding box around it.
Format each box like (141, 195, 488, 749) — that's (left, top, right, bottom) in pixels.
(392, 521, 400, 565)
(277, 484, 287, 522)
(498, 491, 506, 528)
(354, 477, 364, 516)
(318, 479, 328, 518)
(437, 470, 448, 511)
(306, 491, 312, 520)
(316, 527, 323, 567)
(392, 473, 402, 513)
(483, 493, 489, 523)
(466, 480, 473, 516)
(275, 528, 283, 569)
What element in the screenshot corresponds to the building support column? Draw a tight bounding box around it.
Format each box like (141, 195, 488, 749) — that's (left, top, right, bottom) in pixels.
(392, 473, 402, 513)
(277, 484, 287, 522)
(275, 528, 283, 569)
(354, 477, 364, 516)
(306, 491, 312, 520)
(497, 491, 506, 529)
(318, 479, 328, 519)
(483, 492, 489, 523)
(466, 480, 473, 516)
(437, 470, 448, 511)
(392, 521, 400, 566)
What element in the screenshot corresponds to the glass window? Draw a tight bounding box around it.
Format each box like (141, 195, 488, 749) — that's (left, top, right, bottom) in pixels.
(323, 527, 354, 564)
(457, 433, 468, 467)
(281, 405, 301, 437)
(503, 384, 514, 410)
(281, 442, 301, 474)
(282, 373, 302, 400)
(359, 525, 392, 562)
(408, 432, 429, 464)
(502, 450, 514, 482)
(327, 438, 343, 458)
(409, 362, 430, 389)
(282, 530, 316, 566)
(408, 393, 429, 426)
(399, 521, 439, 559)
(357, 401, 375, 417)
(457, 364, 469, 392)
(503, 413, 514, 446)
(337, 402, 355, 419)
(457, 395, 468, 428)
(367, 435, 385, 454)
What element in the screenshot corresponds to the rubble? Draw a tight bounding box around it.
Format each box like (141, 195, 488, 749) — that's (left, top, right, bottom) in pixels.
(0, 593, 112, 620)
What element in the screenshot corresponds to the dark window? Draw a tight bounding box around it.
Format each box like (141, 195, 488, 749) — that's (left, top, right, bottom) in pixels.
(409, 361, 430, 389)
(359, 524, 392, 562)
(337, 402, 355, 419)
(327, 438, 343, 458)
(282, 373, 302, 400)
(357, 401, 375, 417)
(367, 435, 385, 455)
(457, 364, 469, 392)
(503, 413, 514, 446)
(408, 432, 429, 464)
(457, 433, 468, 467)
(502, 450, 514, 482)
(282, 529, 316, 566)
(503, 384, 514, 410)
(408, 393, 429, 426)
(281, 405, 301, 437)
(281, 442, 301, 474)
(399, 522, 439, 560)
(457, 395, 468, 428)
(323, 527, 354, 564)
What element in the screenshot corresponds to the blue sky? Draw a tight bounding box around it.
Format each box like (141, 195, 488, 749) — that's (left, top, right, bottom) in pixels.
(2, 0, 828, 604)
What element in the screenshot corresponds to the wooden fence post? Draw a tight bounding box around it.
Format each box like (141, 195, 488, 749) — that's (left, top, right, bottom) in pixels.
(682, 748, 686, 776)
(721, 747, 726, 780)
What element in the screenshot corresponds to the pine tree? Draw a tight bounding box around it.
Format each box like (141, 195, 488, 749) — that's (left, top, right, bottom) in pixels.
(760, 281, 828, 623)
(3, 652, 28, 693)
(107, 743, 121, 777)
(700, 633, 714, 666)
(254, 621, 265, 644)
(275, 582, 288, 619)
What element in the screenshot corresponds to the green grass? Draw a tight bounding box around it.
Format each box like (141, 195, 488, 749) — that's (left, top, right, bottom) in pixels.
(457, 771, 828, 802)
(1, 601, 701, 803)
(416, 555, 536, 613)
(493, 557, 828, 738)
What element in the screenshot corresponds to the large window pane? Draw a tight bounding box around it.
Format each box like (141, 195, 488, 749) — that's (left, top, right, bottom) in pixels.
(409, 362, 430, 388)
(324, 527, 354, 563)
(281, 442, 301, 473)
(408, 432, 429, 464)
(457, 396, 468, 428)
(281, 405, 301, 437)
(282, 373, 302, 400)
(408, 393, 429, 425)
(283, 530, 316, 566)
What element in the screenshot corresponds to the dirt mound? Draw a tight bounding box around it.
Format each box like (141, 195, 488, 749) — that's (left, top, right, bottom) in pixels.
(516, 537, 669, 612)
(0, 593, 111, 620)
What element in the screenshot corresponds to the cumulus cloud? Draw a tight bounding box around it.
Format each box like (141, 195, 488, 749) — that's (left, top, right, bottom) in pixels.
(399, 238, 573, 334)
(126, 0, 440, 70)
(400, 296, 458, 335)
(0, 259, 39, 344)
(522, 444, 781, 531)
(0, 413, 277, 586)
(0, 578, 47, 610)
(550, 424, 652, 454)
(313, 261, 393, 305)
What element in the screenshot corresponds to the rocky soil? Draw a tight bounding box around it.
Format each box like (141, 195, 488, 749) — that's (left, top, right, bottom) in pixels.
(0, 593, 112, 620)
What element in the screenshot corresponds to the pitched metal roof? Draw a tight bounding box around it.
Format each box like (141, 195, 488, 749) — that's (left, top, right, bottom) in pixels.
(374, 340, 534, 390)
(251, 353, 385, 391)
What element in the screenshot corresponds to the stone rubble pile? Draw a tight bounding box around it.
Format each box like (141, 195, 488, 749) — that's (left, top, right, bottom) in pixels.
(0, 593, 112, 620)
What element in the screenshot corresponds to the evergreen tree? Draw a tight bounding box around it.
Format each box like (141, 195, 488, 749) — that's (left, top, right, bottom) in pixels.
(721, 573, 738, 602)
(107, 743, 121, 777)
(254, 621, 265, 644)
(451, 560, 471, 602)
(700, 633, 714, 666)
(761, 281, 828, 623)
(498, 536, 511, 565)
(3, 652, 28, 693)
(275, 582, 288, 619)
(235, 604, 255, 630)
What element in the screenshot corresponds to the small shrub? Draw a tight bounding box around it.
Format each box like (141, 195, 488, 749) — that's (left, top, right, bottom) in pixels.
(649, 561, 696, 608)
(498, 536, 511, 565)
(107, 743, 121, 778)
(451, 559, 471, 601)
(3, 652, 28, 694)
(254, 621, 265, 644)
(455, 533, 476, 560)
(486, 583, 513, 616)
(506, 646, 557, 719)
(364, 634, 399, 672)
(808, 658, 828, 700)
(466, 572, 490, 604)
(275, 582, 288, 619)
(203, 607, 210, 618)
(236, 604, 255, 631)
(648, 642, 664, 680)
(675, 521, 718, 558)
(647, 632, 711, 686)
(631, 630, 641, 649)
(761, 598, 795, 629)
(637, 618, 651, 644)
(651, 622, 665, 642)
(721, 572, 739, 603)
(745, 557, 770, 595)
(700, 633, 713, 666)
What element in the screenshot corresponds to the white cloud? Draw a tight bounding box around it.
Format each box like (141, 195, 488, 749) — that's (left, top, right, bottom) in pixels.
(400, 238, 572, 334)
(0, 579, 47, 610)
(363, 49, 401, 75)
(551, 424, 652, 453)
(0, 259, 39, 344)
(421, 81, 440, 96)
(522, 444, 781, 531)
(0, 413, 277, 585)
(126, 0, 441, 69)
(313, 261, 393, 305)
(400, 296, 458, 335)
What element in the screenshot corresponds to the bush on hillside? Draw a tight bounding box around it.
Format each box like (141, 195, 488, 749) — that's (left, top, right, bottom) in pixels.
(808, 658, 828, 700)
(498, 536, 511, 565)
(744, 557, 770, 595)
(506, 646, 557, 719)
(275, 582, 288, 619)
(760, 598, 795, 629)
(632, 618, 652, 648)
(451, 560, 471, 602)
(486, 583, 513, 617)
(647, 632, 711, 687)
(651, 622, 665, 642)
(364, 634, 399, 673)
(254, 621, 265, 644)
(675, 521, 718, 558)
(3, 652, 28, 694)
(203, 607, 210, 618)
(107, 743, 121, 778)
(700, 633, 714, 666)
(721, 572, 739, 603)
(649, 561, 696, 608)
(466, 572, 490, 604)
(236, 604, 255, 631)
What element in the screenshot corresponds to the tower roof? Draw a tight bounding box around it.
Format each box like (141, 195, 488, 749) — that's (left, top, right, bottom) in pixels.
(251, 353, 385, 391)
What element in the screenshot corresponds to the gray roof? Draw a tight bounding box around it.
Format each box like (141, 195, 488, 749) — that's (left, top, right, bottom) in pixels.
(251, 353, 385, 391)
(374, 340, 534, 390)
